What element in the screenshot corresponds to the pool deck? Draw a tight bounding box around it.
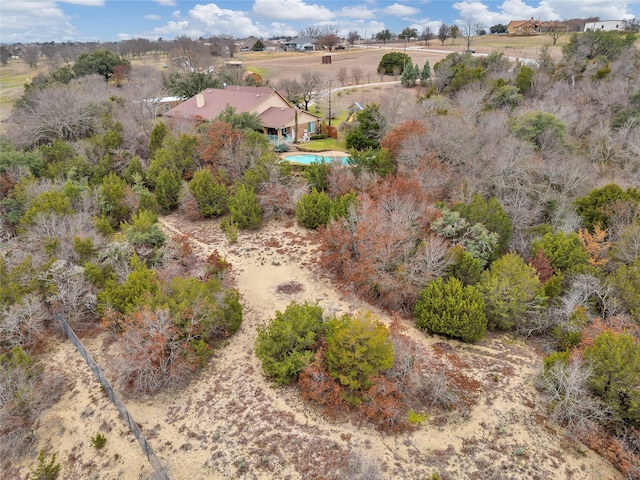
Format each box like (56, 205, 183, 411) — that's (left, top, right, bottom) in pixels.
(280, 150, 349, 159)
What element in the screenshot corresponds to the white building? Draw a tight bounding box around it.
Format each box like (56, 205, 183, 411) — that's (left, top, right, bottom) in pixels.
(584, 20, 627, 32)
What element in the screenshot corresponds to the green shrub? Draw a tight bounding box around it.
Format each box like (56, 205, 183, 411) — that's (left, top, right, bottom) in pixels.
(303, 161, 330, 191)
(531, 231, 589, 272)
(446, 245, 481, 286)
(453, 195, 512, 261)
(97, 255, 160, 314)
(161, 276, 243, 345)
(415, 277, 487, 343)
(20, 189, 73, 227)
(1, 141, 45, 177)
(255, 301, 326, 385)
(610, 258, 640, 322)
(583, 331, 640, 425)
(574, 184, 640, 232)
(188, 169, 228, 217)
(148, 121, 169, 158)
(377, 52, 412, 75)
(431, 208, 499, 268)
(325, 311, 394, 391)
(29, 450, 60, 480)
(515, 65, 535, 94)
(229, 184, 261, 229)
(155, 168, 182, 213)
(543, 350, 570, 374)
(97, 172, 131, 228)
(477, 253, 545, 330)
(296, 188, 333, 229)
(73, 236, 96, 262)
(220, 217, 239, 243)
(91, 433, 107, 449)
(122, 210, 166, 248)
(508, 111, 565, 149)
(345, 104, 384, 151)
(348, 147, 395, 176)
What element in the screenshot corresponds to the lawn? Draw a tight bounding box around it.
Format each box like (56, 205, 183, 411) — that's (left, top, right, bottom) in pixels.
(300, 136, 347, 152)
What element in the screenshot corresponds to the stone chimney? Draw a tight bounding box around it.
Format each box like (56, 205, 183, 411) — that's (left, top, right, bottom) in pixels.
(196, 93, 204, 108)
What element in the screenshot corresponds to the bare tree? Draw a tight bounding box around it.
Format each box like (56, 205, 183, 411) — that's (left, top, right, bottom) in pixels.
(450, 25, 460, 45)
(350, 66, 364, 85)
(542, 359, 610, 433)
(298, 26, 322, 38)
(112, 65, 169, 157)
(437, 24, 449, 46)
(547, 21, 568, 45)
(22, 44, 40, 69)
(0, 294, 48, 352)
(337, 67, 348, 86)
(170, 36, 209, 72)
(9, 75, 110, 148)
(316, 33, 341, 51)
(421, 26, 433, 46)
(462, 21, 483, 49)
(347, 30, 360, 47)
(299, 71, 325, 111)
(277, 77, 303, 107)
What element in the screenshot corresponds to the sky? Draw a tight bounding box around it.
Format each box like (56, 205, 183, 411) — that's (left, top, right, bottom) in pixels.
(1, 0, 639, 44)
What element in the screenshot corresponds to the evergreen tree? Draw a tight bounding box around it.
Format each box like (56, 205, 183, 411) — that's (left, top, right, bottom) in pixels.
(415, 277, 487, 343)
(155, 168, 182, 213)
(229, 184, 262, 229)
(325, 312, 394, 391)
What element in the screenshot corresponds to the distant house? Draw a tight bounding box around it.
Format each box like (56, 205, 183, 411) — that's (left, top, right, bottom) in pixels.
(507, 18, 543, 35)
(282, 37, 317, 51)
(163, 86, 321, 145)
(584, 20, 627, 32)
(239, 36, 260, 51)
(540, 21, 568, 33)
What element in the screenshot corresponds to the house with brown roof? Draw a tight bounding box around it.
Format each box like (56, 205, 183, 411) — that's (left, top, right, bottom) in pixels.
(507, 18, 543, 35)
(163, 86, 322, 145)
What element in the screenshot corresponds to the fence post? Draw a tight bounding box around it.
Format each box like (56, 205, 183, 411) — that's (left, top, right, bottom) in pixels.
(55, 313, 170, 480)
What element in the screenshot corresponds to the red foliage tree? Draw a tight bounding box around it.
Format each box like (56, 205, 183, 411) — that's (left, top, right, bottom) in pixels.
(198, 120, 245, 174)
(529, 247, 554, 283)
(380, 120, 430, 174)
(320, 175, 441, 312)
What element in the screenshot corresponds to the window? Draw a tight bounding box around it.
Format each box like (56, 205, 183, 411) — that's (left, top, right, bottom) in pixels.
(308, 121, 315, 133)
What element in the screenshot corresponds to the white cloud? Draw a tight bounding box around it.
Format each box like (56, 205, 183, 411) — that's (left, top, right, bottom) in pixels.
(145, 14, 161, 20)
(543, 0, 638, 20)
(452, 0, 638, 27)
(339, 5, 376, 20)
(452, 1, 511, 25)
(154, 0, 176, 6)
(0, 1, 78, 42)
(251, 0, 334, 21)
(151, 4, 264, 38)
(382, 3, 420, 17)
(59, 0, 103, 5)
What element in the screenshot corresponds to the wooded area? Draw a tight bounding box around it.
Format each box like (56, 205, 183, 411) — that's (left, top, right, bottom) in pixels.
(1, 30, 639, 479)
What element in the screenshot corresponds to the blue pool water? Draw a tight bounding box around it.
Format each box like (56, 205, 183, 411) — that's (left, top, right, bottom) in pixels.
(283, 154, 349, 165)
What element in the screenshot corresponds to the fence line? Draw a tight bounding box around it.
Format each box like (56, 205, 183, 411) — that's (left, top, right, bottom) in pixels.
(55, 313, 170, 480)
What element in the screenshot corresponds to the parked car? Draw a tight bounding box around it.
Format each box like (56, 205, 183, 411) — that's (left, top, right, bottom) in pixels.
(464, 48, 475, 53)
(335, 44, 346, 50)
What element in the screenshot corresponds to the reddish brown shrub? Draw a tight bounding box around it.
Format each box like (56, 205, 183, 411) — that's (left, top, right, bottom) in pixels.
(582, 427, 640, 478)
(529, 248, 554, 283)
(298, 349, 344, 417)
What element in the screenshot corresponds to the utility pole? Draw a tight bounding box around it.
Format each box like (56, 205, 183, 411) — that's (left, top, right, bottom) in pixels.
(327, 79, 332, 126)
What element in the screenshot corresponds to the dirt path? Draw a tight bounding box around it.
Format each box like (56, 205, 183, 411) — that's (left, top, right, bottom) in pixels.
(17, 216, 623, 480)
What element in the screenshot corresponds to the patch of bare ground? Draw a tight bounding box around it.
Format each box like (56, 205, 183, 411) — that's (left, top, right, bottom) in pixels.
(10, 215, 624, 480)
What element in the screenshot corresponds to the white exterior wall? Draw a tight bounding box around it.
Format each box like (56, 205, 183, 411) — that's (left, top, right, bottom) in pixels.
(584, 20, 627, 32)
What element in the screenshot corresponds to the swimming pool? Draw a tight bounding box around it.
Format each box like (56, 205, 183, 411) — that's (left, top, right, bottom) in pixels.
(282, 153, 350, 165)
